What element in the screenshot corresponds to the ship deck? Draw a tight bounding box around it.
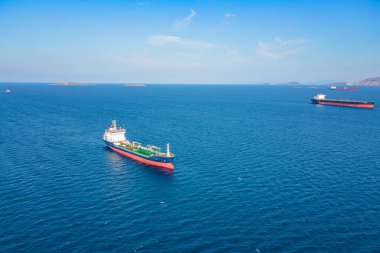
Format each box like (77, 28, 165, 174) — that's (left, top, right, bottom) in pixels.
(115, 143, 172, 158)
(314, 98, 374, 104)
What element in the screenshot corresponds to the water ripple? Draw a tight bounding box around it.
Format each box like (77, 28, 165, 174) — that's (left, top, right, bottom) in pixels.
(0, 84, 379, 252)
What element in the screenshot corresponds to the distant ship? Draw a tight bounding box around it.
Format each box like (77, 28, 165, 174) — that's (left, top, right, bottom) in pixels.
(312, 94, 374, 109)
(4, 89, 11, 93)
(330, 86, 359, 92)
(103, 120, 174, 169)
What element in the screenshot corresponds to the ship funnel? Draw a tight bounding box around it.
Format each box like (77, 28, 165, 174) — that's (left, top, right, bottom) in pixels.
(112, 120, 117, 128)
(166, 143, 170, 156)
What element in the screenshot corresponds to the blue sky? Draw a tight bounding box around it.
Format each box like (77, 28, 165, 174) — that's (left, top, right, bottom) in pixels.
(0, 0, 379, 84)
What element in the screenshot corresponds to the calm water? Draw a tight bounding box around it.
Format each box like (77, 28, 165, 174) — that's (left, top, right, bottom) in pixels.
(0, 84, 379, 252)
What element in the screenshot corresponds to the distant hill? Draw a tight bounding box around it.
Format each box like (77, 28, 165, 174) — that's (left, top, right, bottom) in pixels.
(347, 76, 380, 86)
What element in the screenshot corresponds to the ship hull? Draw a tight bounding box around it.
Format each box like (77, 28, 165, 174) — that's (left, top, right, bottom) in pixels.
(312, 99, 374, 109)
(105, 141, 174, 169)
(332, 88, 359, 92)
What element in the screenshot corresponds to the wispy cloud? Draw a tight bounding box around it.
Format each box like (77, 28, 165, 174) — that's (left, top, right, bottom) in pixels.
(146, 35, 244, 63)
(224, 13, 236, 19)
(175, 9, 196, 29)
(147, 35, 214, 47)
(257, 37, 308, 59)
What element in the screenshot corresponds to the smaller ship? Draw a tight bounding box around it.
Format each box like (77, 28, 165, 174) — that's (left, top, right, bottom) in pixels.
(103, 120, 175, 169)
(330, 86, 359, 92)
(4, 89, 11, 93)
(341, 87, 359, 91)
(311, 94, 374, 109)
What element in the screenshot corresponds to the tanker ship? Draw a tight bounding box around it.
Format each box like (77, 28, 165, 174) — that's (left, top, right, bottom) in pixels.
(311, 94, 374, 109)
(103, 120, 175, 169)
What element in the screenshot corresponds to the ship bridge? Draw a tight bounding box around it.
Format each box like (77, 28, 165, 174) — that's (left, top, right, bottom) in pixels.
(103, 120, 127, 143)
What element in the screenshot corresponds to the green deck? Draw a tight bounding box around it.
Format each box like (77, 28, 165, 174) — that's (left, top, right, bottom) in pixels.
(115, 143, 171, 158)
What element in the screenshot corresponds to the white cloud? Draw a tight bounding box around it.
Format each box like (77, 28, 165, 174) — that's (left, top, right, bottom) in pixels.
(145, 35, 244, 65)
(224, 13, 236, 19)
(147, 35, 214, 48)
(257, 37, 308, 59)
(175, 9, 196, 29)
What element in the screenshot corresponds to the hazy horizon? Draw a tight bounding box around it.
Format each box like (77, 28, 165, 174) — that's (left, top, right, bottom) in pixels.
(0, 80, 356, 85)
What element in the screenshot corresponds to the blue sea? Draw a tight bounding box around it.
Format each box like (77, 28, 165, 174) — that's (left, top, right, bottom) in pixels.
(0, 84, 379, 252)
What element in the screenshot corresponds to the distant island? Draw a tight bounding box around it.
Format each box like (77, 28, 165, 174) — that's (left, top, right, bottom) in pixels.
(263, 76, 380, 87)
(347, 76, 380, 86)
(45, 77, 380, 87)
(325, 76, 380, 86)
(49, 82, 95, 86)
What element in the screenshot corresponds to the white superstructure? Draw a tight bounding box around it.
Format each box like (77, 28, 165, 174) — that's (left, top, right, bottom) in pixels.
(166, 144, 170, 156)
(313, 94, 326, 100)
(103, 120, 127, 143)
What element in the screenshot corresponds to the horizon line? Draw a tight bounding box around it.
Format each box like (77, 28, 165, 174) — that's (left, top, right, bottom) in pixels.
(0, 81, 334, 86)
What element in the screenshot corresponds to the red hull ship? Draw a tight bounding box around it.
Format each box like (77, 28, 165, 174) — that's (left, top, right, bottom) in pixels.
(312, 94, 374, 109)
(103, 121, 175, 169)
(330, 86, 359, 92)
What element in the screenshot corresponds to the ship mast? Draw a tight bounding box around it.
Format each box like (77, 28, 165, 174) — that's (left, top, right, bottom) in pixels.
(166, 143, 170, 156)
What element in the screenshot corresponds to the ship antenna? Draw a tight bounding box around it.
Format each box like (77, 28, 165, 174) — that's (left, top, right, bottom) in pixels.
(166, 143, 170, 156)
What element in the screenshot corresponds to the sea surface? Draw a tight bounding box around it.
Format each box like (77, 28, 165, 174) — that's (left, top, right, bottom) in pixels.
(0, 84, 379, 252)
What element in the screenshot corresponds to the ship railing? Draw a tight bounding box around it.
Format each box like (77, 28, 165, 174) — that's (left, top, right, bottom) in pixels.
(107, 129, 126, 133)
(161, 153, 174, 157)
(147, 145, 161, 151)
(132, 142, 141, 147)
